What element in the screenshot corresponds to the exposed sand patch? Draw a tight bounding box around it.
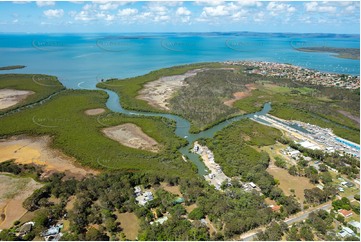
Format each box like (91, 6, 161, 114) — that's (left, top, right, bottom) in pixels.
(115, 212, 140, 240)
(0, 136, 98, 179)
(0, 174, 43, 229)
(0, 89, 34, 110)
(137, 69, 204, 110)
(160, 182, 182, 196)
(102, 123, 159, 153)
(84, 108, 105, 116)
(224, 83, 257, 107)
(337, 110, 360, 125)
(267, 164, 315, 204)
(185, 203, 197, 213)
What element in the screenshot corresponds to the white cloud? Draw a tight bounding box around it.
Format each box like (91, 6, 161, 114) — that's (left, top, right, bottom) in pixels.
(36, 1, 55, 7)
(176, 7, 191, 16)
(231, 9, 247, 21)
(305, 2, 337, 13)
(43, 9, 64, 18)
(201, 5, 229, 17)
(267, 2, 296, 16)
(12, 1, 30, 4)
(118, 8, 138, 17)
(254, 11, 265, 22)
(318, 6, 336, 13)
(99, 2, 122, 11)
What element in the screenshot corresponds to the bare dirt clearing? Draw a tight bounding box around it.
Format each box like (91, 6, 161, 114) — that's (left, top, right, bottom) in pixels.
(0, 136, 98, 178)
(267, 164, 315, 204)
(160, 182, 182, 196)
(0, 174, 43, 229)
(137, 69, 203, 110)
(224, 83, 257, 107)
(0, 89, 34, 110)
(102, 123, 159, 152)
(115, 212, 140, 240)
(84, 108, 105, 116)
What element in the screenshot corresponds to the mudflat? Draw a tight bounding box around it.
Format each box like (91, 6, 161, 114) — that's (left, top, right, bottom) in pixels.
(0, 89, 34, 110)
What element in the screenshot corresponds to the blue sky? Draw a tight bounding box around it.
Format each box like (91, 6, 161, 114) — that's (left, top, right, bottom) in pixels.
(0, 1, 359, 34)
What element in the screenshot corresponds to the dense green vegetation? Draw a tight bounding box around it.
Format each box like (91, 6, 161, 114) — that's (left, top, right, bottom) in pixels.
(0, 65, 26, 70)
(96, 62, 225, 113)
(97, 63, 359, 141)
(169, 68, 258, 132)
(202, 119, 300, 215)
(0, 74, 64, 114)
(0, 90, 194, 177)
(0, 163, 279, 241)
(234, 82, 360, 143)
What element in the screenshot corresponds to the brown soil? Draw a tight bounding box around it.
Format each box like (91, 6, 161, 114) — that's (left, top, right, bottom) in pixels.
(0, 174, 43, 229)
(0, 89, 34, 110)
(102, 123, 159, 153)
(84, 108, 105, 116)
(223, 83, 257, 107)
(0, 136, 98, 179)
(185, 203, 198, 213)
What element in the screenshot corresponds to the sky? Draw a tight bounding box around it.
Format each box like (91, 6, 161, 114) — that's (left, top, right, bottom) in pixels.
(0, 1, 359, 34)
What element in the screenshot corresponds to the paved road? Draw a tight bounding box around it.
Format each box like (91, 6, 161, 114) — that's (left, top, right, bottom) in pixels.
(238, 194, 355, 241)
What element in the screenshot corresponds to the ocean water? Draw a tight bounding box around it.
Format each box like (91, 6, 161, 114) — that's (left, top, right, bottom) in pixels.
(0, 33, 359, 89)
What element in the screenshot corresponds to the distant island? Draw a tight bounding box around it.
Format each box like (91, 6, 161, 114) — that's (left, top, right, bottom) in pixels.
(296, 47, 360, 60)
(0, 65, 26, 71)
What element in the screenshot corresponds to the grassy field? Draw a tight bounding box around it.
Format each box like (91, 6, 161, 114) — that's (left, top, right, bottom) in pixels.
(0, 74, 64, 114)
(0, 90, 196, 177)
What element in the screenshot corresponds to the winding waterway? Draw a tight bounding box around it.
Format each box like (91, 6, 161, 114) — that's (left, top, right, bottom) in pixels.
(100, 88, 272, 175)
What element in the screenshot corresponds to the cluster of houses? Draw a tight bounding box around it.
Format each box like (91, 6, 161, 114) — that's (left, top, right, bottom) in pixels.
(224, 61, 360, 89)
(13, 221, 63, 241)
(134, 186, 154, 206)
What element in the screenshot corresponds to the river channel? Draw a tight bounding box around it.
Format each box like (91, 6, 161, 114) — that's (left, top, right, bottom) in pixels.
(101, 88, 272, 175)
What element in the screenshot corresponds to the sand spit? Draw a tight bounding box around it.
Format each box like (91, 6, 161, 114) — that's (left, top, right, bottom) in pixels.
(102, 123, 159, 152)
(85, 108, 106, 116)
(0, 136, 98, 179)
(137, 69, 204, 110)
(0, 89, 35, 110)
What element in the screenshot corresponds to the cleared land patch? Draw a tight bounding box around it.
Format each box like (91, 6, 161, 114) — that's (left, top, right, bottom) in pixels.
(160, 182, 182, 196)
(0, 174, 43, 229)
(84, 108, 105, 116)
(116, 212, 140, 240)
(0, 136, 98, 178)
(102, 123, 160, 153)
(267, 163, 315, 204)
(0, 89, 34, 110)
(137, 69, 202, 110)
(223, 83, 256, 107)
